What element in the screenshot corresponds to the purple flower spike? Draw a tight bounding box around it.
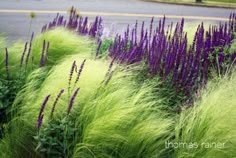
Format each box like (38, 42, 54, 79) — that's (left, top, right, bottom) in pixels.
(44, 42, 50, 64)
(96, 40, 102, 57)
(30, 32, 34, 43)
(37, 95, 51, 129)
(50, 89, 65, 118)
(20, 42, 28, 67)
(37, 114, 44, 129)
(5, 48, 9, 79)
(68, 61, 77, 92)
(39, 40, 46, 67)
(75, 59, 86, 85)
(25, 41, 32, 66)
(67, 88, 80, 115)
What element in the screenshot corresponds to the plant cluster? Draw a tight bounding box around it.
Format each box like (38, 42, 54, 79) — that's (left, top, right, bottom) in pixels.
(41, 7, 103, 40)
(108, 14, 236, 96)
(0, 6, 236, 158)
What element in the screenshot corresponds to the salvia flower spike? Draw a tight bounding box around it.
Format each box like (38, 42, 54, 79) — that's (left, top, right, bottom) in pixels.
(5, 48, 9, 79)
(68, 60, 77, 92)
(37, 114, 44, 130)
(74, 59, 86, 85)
(20, 42, 28, 67)
(67, 88, 80, 115)
(44, 41, 50, 64)
(39, 40, 46, 67)
(50, 89, 64, 118)
(108, 14, 236, 95)
(37, 95, 51, 129)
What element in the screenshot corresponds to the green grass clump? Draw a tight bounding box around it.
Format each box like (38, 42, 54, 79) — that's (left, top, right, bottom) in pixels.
(174, 71, 236, 158)
(73, 74, 173, 157)
(0, 28, 95, 80)
(0, 52, 174, 157)
(0, 42, 24, 79)
(30, 28, 94, 67)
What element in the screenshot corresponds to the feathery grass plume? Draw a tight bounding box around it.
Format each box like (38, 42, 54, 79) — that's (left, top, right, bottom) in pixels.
(50, 89, 64, 118)
(31, 28, 94, 66)
(174, 70, 236, 158)
(0, 52, 176, 157)
(0, 55, 111, 156)
(72, 71, 173, 158)
(2, 28, 94, 80)
(67, 88, 80, 115)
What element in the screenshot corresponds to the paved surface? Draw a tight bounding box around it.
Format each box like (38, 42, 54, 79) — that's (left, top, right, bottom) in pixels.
(0, 0, 235, 43)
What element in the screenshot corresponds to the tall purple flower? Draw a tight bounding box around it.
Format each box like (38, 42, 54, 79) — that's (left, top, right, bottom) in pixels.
(50, 89, 64, 118)
(67, 88, 80, 115)
(39, 40, 46, 67)
(41, 7, 102, 39)
(96, 40, 102, 57)
(68, 61, 77, 92)
(5, 48, 9, 79)
(25, 32, 34, 67)
(20, 42, 28, 67)
(37, 114, 44, 129)
(37, 95, 51, 129)
(44, 41, 50, 64)
(25, 42, 32, 66)
(74, 59, 86, 85)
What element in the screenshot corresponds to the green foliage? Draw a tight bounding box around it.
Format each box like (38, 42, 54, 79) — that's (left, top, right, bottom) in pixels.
(0, 28, 95, 80)
(30, 28, 94, 67)
(0, 55, 174, 157)
(129, 64, 188, 111)
(0, 79, 24, 109)
(230, 34, 236, 54)
(0, 42, 25, 79)
(1, 25, 236, 158)
(72, 75, 174, 157)
(99, 39, 113, 56)
(35, 117, 77, 157)
(174, 70, 236, 158)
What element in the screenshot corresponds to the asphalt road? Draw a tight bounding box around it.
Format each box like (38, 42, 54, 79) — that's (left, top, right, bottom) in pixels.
(0, 0, 235, 43)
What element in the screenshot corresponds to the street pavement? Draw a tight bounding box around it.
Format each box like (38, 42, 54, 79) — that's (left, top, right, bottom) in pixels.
(0, 0, 235, 43)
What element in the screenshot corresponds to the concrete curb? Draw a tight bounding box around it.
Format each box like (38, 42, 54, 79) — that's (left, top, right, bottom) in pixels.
(142, 0, 236, 9)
